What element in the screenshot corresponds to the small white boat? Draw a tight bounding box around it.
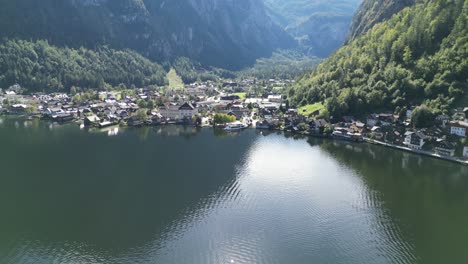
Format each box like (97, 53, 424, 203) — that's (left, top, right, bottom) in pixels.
(224, 122, 248, 131)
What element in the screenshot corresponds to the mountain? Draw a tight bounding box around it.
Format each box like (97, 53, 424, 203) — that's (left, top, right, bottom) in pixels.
(263, 0, 361, 57)
(346, 0, 416, 42)
(289, 0, 468, 117)
(0, 0, 295, 70)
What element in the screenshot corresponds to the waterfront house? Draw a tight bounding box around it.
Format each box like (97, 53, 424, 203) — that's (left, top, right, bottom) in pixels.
(434, 139, 455, 157)
(404, 131, 426, 150)
(370, 126, 384, 140)
(10, 104, 28, 114)
(256, 120, 271, 129)
(178, 102, 197, 119)
(158, 103, 179, 120)
(449, 121, 468, 137)
(45, 107, 64, 117)
(151, 113, 164, 124)
(84, 115, 100, 127)
(159, 102, 198, 120)
(309, 119, 328, 134)
(464, 144, 468, 158)
(350, 121, 366, 134)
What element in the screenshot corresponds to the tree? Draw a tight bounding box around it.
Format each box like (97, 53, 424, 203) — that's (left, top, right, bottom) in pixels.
(72, 94, 82, 104)
(147, 100, 155, 110)
(297, 122, 309, 131)
(137, 99, 147, 108)
(70, 86, 78, 95)
(213, 113, 236, 125)
(411, 105, 434, 128)
(118, 83, 127, 90)
(134, 109, 148, 121)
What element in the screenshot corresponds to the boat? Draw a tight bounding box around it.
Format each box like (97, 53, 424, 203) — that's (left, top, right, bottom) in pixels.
(224, 121, 248, 131)
(332, 129, 363, 142)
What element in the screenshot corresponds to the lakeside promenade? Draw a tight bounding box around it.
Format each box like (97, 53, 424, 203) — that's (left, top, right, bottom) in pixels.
(363, 137, 468, 166)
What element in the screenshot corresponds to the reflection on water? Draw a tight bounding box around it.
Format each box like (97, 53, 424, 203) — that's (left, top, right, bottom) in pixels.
(0, 123, 467, 264)
(107, 127, 119, 136)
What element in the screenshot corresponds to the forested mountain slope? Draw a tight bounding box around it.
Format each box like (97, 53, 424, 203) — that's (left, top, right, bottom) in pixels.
(0, 39, 168, 92)
(289, 0, 468, 117)
(0, 0, 294, 69)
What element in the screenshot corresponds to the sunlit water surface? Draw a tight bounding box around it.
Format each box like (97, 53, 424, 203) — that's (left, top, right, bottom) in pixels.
(1, 118, 467, 264)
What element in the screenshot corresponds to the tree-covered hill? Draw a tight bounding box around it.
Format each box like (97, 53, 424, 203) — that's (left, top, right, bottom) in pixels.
(0, 39, 168, 92)
(289, 0, 468, 117)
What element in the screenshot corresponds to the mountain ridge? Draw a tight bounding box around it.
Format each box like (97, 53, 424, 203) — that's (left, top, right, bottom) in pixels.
(289, 0, 468, 117)
(0, 0, 295, 70)
(346, 0, 416, 42)
(263, 0, 361, 57)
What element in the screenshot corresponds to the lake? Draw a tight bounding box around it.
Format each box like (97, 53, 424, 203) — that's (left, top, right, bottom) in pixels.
(0, 117, 467, 264)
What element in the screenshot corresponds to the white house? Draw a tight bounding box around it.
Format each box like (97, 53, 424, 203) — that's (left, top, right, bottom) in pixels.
(159, 102, 197, 120)
(450, 121, 468, 137)
(404, 131, 426, 150)
(434, 139, 455, 157)
(267, 95, 282, 103)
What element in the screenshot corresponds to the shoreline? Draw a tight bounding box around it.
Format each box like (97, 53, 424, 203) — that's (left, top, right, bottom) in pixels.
(363, 137, 468, 166)
(3, 114, 468, 166)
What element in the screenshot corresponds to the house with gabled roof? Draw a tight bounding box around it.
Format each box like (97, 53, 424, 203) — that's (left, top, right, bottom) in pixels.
(159, 102, 197, 120)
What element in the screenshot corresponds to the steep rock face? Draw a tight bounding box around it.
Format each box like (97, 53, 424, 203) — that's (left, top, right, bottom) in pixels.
(287, 13, 354, 57)
(346, 0, 417, 42)
(0, 0, 294, 69)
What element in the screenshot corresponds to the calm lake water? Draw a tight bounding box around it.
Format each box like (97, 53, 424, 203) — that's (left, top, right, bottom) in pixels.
(0, 117, 467, 264)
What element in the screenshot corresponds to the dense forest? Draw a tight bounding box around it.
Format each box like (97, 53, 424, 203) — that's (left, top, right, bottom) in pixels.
(289, 0, 468, 117)
(0, 39, 167, 93)
(239, 50, 321, 80)
(172, 57, 236, 84)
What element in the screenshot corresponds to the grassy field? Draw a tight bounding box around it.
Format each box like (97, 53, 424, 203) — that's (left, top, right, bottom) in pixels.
(298, 102, 325, 116)
(166, 68, 184, 89)
(234, 92, 246, 100)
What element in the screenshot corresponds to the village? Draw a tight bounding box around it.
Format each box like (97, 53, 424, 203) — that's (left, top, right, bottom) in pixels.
(1, 79, 468, 164)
